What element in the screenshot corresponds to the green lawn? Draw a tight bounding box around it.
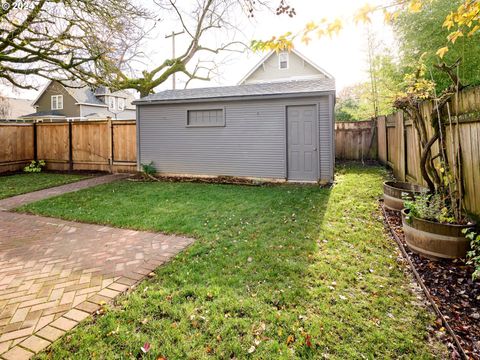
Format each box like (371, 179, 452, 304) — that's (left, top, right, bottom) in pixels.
(20, 164, 445, 359)
(0, 173, 89, 200)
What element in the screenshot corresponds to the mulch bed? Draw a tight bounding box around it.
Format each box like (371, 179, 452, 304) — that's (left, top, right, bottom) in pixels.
(128, 173, 268, 185)
(383, 206, 480, 359)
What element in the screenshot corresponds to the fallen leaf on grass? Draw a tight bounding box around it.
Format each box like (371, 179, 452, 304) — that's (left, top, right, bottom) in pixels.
(106, 325, 120, 336)
(286, 335, 295, 345)
(141, 342, 151, 353)
(305, 334, 312, 348)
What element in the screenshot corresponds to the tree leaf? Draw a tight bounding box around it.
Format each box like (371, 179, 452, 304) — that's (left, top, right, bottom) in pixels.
(436, 46, 449, 58)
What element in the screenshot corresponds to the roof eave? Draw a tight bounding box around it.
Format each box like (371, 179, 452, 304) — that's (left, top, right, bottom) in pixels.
(237, 51, 275, 85)
(133, 90, 336, 106)
(20, 114, 66, 119)
(31, 80, 53, 106)
(76, 102, 107, 107)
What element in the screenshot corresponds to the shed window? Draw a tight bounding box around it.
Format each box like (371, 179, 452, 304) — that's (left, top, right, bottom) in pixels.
(187, 109, 224, 127)
(279, 52, 289, 69)
(51, 95, 63, 110)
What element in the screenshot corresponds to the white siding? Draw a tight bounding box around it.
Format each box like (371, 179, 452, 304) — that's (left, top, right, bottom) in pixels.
(79, 104, 136, 120)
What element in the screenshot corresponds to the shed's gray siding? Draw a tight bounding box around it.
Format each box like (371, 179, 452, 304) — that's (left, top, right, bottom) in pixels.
(318, 95, 335, 179)
(137, 96, 334, 182)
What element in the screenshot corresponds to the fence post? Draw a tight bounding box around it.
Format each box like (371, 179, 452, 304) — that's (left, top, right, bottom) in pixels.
(68, 121, 73, 171)
(385, 116, 389, 165)
(33, 121, 37, 161)
(404, 113, 407, 180)
(399, 112, 406, 181)
(108, 117, 113, 173)
(367, 118, 377, 160)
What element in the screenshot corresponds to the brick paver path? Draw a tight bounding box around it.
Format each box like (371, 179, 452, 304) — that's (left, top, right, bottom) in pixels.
(0, 174, 129, 211)
(0, 212, 194, 359)
(0, 176, 195, 359)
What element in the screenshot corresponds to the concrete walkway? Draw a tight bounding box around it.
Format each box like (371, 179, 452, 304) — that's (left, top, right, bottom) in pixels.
(0, 174, 130, 211)
(0, 175, 195, 359)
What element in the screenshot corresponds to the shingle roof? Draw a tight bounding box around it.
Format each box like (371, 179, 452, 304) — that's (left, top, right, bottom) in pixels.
(32, 81, 136, 110)
(63, 82, 136, 109)
(61, 81, 105, 105)
(2, 98, 35, 118)
(134, 79, 335, 104)
(21, 110, 66, 118)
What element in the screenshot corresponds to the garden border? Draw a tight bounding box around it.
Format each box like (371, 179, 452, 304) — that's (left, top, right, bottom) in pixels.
(380, 201, 467, 360)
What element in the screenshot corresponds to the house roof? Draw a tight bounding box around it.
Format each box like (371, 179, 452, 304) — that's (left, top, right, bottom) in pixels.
(32, 80, 136, 109)
(1, 98, 35, 118)
(134, 78, 335, 105)
(63, 81, 105, 105)
(20, 110, 66, 118)
(237, 49, 334, 85)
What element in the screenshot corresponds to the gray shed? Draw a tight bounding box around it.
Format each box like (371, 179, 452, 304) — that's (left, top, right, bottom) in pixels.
(133, 78, 335, 183)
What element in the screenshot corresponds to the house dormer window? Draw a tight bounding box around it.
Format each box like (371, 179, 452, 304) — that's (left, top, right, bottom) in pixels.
(108, 96, 116, 111)
(51, 95, 63, 110)
(118, 98, 125, 111)
(279, 52, 289, 69)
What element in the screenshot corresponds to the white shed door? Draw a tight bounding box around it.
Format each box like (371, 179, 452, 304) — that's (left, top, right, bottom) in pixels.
(287, 105, 318, 181)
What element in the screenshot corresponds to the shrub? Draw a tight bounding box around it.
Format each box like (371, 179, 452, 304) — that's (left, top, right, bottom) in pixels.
(464, 228, 480, 280)
(23, 160, 46, 173)
(141, 162, 156, 175)
(403, 191, 456, 224)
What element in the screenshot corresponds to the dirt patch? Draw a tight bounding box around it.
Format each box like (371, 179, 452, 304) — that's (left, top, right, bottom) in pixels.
(384, 206, 480, 359)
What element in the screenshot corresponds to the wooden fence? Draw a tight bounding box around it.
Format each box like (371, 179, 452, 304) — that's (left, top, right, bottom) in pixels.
(335, 120, 377, 161)
(376, 87, 480, 217)
(0, 123, 34, 173)
(0, 120, 136, 174)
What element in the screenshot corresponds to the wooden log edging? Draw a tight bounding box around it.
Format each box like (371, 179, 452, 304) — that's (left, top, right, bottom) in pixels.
(380, 201, 467, 360)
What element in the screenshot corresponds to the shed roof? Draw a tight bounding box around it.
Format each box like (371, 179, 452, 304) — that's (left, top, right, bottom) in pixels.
(134, 78, 335, 105)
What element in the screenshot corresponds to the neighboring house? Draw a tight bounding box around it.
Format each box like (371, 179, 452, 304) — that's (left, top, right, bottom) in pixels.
(134, 50, 335, 183)
(0, 97, 35, 120)
(238, 49, 333, 85)
(22, 81, 136, 121)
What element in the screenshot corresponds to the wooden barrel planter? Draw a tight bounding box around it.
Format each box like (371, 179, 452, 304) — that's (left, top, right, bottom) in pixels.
(401, 209, 475, 260)
(383, 181, 426, 211)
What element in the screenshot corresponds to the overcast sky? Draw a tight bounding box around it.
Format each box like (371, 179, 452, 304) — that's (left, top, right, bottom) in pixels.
(3, 0, 395, 99)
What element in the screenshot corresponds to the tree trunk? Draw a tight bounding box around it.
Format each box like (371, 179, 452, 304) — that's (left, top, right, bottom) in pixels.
(420, 133, 439, 193)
